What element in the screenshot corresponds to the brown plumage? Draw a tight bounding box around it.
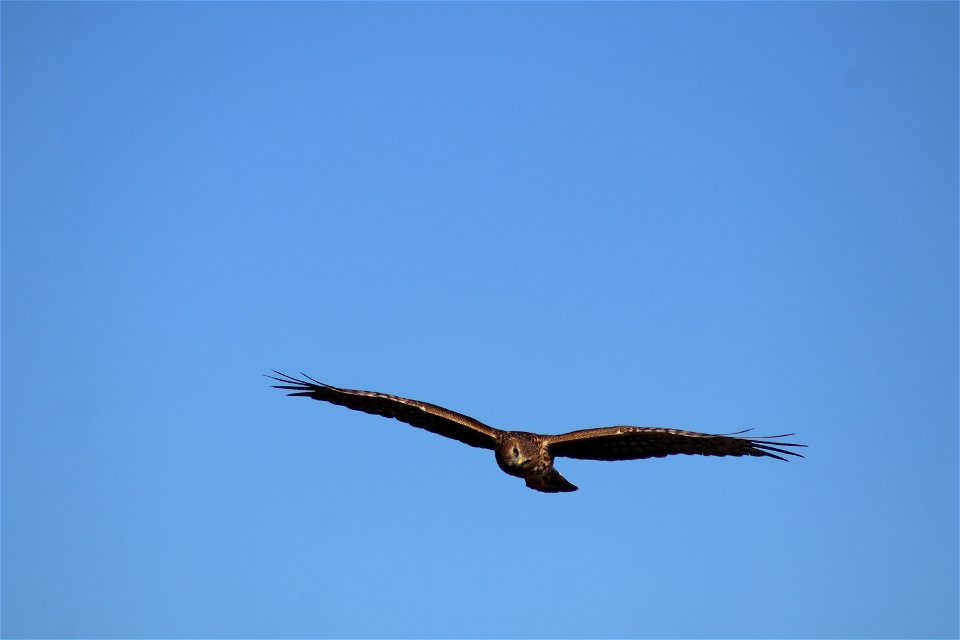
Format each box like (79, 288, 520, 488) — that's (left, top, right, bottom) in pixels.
(269, 372, 805, 493)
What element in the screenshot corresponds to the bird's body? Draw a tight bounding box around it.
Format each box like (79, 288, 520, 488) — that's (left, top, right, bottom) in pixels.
(493, 431, 576, 492)
(269, 372, 805, 493)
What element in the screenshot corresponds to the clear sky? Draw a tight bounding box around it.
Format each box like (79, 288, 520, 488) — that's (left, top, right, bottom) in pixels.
(2, 3, 957, 638)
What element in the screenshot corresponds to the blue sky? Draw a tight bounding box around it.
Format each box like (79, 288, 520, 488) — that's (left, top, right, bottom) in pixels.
(2, 3, 957, 638)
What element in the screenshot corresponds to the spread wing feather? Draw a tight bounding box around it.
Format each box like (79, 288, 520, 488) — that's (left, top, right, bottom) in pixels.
(545, 427, 805, 462)
(267, 372, 501, 450)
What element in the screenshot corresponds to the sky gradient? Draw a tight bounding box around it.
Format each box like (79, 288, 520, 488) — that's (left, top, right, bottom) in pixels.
(3, 3, 958, 638)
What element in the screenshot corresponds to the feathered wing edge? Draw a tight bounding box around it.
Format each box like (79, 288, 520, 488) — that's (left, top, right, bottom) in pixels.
(544, 426, 807, 462)
(725, 429, 806, 461)
(267, 371, 502, 450)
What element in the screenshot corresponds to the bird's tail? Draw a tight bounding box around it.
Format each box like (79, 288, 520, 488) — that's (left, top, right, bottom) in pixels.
(525, 468, 578, 493)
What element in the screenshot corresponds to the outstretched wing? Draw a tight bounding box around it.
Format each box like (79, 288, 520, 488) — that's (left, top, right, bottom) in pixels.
(545, 427, 805, 462)
(268, 372, 501, 450)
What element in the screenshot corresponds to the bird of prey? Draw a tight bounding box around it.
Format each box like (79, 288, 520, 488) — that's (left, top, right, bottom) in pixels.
(269, 372, 805, 493)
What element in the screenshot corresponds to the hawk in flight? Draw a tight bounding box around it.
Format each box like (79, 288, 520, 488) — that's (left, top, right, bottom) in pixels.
(269, 372, 805, 493)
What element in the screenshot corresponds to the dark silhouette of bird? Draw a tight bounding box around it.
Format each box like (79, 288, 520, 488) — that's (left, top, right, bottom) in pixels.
(269, 372, 805, 493)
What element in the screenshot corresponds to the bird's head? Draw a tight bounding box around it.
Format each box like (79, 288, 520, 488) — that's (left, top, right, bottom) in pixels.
(496, 435, 540, 477)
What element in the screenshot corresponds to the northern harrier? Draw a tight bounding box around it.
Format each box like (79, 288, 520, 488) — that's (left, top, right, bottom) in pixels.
(269, 372, 805, 493)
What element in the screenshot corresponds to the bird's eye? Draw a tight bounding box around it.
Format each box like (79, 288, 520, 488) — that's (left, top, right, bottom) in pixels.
(512, 447, 519, 457)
